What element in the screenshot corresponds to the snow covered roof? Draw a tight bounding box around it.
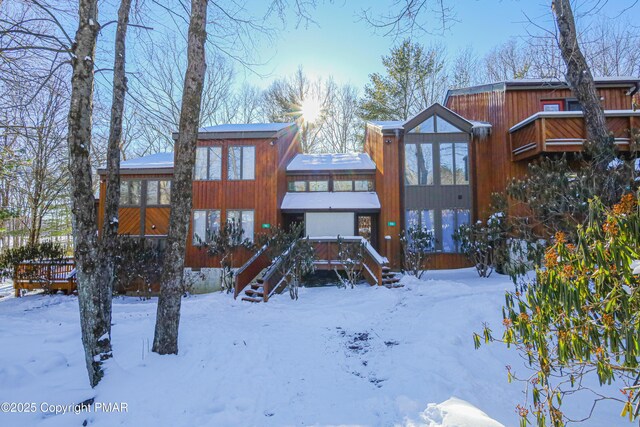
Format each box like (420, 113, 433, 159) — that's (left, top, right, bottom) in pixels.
(281, 192, 381, 211)
(287, 153, 376, 172)
(97, 152, 174, 174)
(368, 120, 404, 131)
(509, 109, 640, 133)
(199, 123, 294, 133)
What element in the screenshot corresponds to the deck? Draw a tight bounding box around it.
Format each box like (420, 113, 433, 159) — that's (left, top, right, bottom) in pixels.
(234, 237, 391, 302)
(509, 110, 640, 161)
(13, 259, 76, 297)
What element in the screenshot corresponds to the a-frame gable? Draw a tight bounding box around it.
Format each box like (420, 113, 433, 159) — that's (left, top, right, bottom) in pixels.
(403, 103, 474, 134)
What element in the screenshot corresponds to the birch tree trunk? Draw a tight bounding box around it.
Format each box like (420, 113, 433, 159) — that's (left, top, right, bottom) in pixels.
(552, 0, 613, 169)
(153, 0, 208, 355)
(100, 0, 132, 328)
(67, 0, 112, 387)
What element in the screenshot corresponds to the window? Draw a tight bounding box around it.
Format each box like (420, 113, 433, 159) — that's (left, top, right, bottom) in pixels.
(146, 180, 171, 205)
(227, 210, 254, 242)
(405, 144, 419, 185)
(406, 209, 468, 252)
(541, 100, 563, 112)
(436, 116, 463, 133)
(309, 181, 329, 192)
(119, 180, 141, 206)
(192, 210, 220, 245)
(195, 146, 222, 180)
(228, 146, 255, 180)
(354, 180, 374, 191)
(408, 115, 464, 133)
(566, 99, 582, 111)
(405, 209, 434, 232)
(441, 209, 470, 252)
(440, 142, 468, 185)
(440, 143, 455, 185)
(333, 180, 353, 191)
(409, 116, 435, 133)
(288, 181, 307, 192)
(405, 143, 433, 185)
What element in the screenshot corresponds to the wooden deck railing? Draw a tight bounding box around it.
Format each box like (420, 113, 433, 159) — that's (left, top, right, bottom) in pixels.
(509, 110, 640, 161)
(307, 237, 386, 286)
(13, 259, 76, 297)
(234, 237, 389, 301)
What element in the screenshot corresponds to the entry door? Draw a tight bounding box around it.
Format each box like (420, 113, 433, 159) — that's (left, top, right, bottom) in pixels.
(357, 214, 377, 249)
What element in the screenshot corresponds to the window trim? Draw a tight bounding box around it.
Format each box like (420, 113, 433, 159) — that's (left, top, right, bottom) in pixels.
(405, 142, 435, 187)
(228, 145, 256, 181)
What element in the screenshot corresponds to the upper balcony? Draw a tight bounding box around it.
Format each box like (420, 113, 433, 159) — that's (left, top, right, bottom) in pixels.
(509, 110, 640, 161)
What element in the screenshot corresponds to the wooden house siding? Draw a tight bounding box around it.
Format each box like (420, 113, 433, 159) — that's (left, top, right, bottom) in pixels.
(364, 126, 402, 268)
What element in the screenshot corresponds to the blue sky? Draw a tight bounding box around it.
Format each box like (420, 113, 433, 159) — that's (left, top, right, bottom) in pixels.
(240, 0, 637, 89)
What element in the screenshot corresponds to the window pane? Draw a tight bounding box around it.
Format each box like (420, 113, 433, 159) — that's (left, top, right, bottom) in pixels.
(409, 116, 435, 133)
(440, 143, 454, 185)
(195, 147, 208, 180)
(227, 210, 240, 224)
(146, 181, 158, 205)
(159, 181, 171, 205)
(354, 180, 373, 191)
(418, 144, 434, 185)
(436, 116, 463, 133)
(441, 209, 456, 252)
(193, 210, 206, 245)
(333, 180, 352, 191)
(454, 143, 469, 185)
(242, 146, 255, 180)
(228, 147, 242, 180)
(209, 147, 222, 180)
(457, 209, 470, 228)
(119, 181, 129, 205)
(130, 181, 141, 205)
(207, 210, 220, 237)
(309, 181, 328, 192)
(288, 181, 307, 192)
(405, 210, 419, 228)
(405, 144, 418, 185)
(242, 211, 254, 242)
(421, 210, 435, 233)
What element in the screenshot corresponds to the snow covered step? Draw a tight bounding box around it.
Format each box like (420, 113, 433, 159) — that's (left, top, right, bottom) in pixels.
(251, 283, 263, 290)
(241, 296, 263, 303)
(244, 289, 264, 298)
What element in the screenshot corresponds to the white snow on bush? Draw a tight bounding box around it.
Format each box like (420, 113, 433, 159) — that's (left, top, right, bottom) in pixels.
(0, 270, 622, 426)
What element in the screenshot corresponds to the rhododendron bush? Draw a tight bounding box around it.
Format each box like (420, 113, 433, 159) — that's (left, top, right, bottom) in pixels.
(476, 192, 640, 427)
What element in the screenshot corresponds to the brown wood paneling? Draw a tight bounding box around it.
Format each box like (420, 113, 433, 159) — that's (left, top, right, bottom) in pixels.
(364, 126, 402, 268)
(119, 207, 141, 235)
(145, 207, 170, 235)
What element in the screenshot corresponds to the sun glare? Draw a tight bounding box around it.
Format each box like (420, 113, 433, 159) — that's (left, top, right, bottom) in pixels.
(300, 98, 322, 123)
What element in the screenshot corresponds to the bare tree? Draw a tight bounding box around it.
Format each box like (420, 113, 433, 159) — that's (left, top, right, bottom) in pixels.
(449, 46, 483, 89)
(552, 0, 611, 169)
(153, 0, 208, 355)
(323, 83, 362, 153)
(484, 39, 532, 81)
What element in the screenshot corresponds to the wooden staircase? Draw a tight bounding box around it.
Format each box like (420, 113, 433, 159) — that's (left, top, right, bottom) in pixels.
(241, 279, 266, 303)
(381, 266, 403, 288)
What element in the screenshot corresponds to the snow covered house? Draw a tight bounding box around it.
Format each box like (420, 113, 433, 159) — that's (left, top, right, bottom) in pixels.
(94, 77, 640, 295)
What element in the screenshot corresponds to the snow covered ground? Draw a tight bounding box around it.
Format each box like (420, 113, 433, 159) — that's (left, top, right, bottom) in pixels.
(0, 269, 625, 426)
